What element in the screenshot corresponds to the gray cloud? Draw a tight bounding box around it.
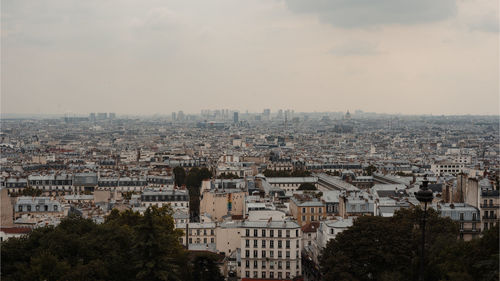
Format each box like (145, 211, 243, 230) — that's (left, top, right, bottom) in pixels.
(285, 0, 457, 28)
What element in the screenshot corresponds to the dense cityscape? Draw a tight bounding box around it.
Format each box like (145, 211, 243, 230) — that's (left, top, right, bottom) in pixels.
(1, 111, 498, 280)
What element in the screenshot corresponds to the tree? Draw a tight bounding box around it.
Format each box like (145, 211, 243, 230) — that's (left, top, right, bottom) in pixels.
(173, 166, 186, 187)
(1, 207, 193, 281)
(190, 252, 224, 281)
(363, 165, 377, 176)
(298, 183, 317, 191)
(320, 207, 459, 281)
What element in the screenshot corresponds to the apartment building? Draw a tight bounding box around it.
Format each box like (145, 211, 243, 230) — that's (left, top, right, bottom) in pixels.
(200, 188, 246, 222)
(141, 189, 189, 211)
(290, 194, 326, 226)
(240, 220, 302, 281)
(480, 190, 499, 231)
(437, 203, 480, 241)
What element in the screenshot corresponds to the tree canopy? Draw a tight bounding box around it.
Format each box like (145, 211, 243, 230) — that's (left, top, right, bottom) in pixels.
(320, 207, 499, 281)
(298, 182, 317, 191)
(1, 206, 222, 281)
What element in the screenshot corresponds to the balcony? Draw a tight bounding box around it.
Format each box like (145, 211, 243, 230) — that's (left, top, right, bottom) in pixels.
(480, 204, 500, 209)
(460, 228, 481, 234)
(482, 215, 498, 220)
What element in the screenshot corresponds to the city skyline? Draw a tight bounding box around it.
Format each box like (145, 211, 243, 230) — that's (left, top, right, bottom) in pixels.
(2, 0, 499, 116)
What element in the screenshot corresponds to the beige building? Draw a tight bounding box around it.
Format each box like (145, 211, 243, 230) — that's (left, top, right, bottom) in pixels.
(216, 221, 244, 255)
(200, 188, 246, 222)
(240, 220, 302, 280)
(289, 194, 326, 227)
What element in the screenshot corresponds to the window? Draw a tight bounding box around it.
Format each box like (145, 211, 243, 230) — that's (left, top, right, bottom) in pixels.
(254, 229, 258, 237)
(246, 229, 250, 237)
(270, 251, 274, 258)
(245, 271, 250, 278)
(262, 240, 266, 248)
(270, 229, 274, 237)
(278, 251, 282, 258)
(203, 238, 207, 243)
(53, 205, 58, 211)
(262, 250, 266, 258)
(286, 261, 290, 269)
(311, 207, 315, 213)
(262, 261, 266, 269)
(286, 272, 290, 279)
(296, 230, 299, 237)
(204, 230, 207, 235)
(296, 240, 299, 248)
(27, 205, 31, 212)
(278, 230, 282, 237)
(211, 230, 214, 235)
(311, 215, 315, 221)
(278, 240, 282, 248)
(278, 272, 282, 278)
(245, 260, 250, 268)
(302, 216, 306, 221)
(302, 207, 306, 213)
(270, 240, 274, 248)
(254, 250, 258, 258)
(245, 250, 250, 257)
(262, 272, 266, 278)
(253, 271, 258, 278)
(490, 211, 494, 217)
(286, 240, 290, 249)
(278, 261, 282, 269)
(319, 207, 322, 213)
(254, 240, 258, 247)
(254, 261, 258, 268)
(489, 199, 493, 206)
(270, 272, 274, 278)
(18, 206, 22, 212)
(246, 239, 250, 247)
(460, 213, 464, 220)
(262, 229, 266, 237)
(286, 251, 290, 258)
(286, 230, 290, 238)
(460, 223, 464, 230)
(189, 238, 192, 244)
(36, 205, 40, 211)
(473, 213, 477, 221)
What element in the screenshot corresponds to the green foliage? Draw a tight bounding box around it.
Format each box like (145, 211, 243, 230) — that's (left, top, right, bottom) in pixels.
(320, 207, 499, 281)
(10, 186, 43, 197)
(185, 167, 212, 220)
(218, 172, 240, 179)
(263, 169, 311, 177)
(363, 165, 377, 176)
(190, 252, 225, 281)
(0, 206, 205, 281)
(173, 166, 186, 187)
(298, 182, 317, 191)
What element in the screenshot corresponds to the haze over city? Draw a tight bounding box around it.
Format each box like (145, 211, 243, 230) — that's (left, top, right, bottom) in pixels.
(2, 0, 499, 115)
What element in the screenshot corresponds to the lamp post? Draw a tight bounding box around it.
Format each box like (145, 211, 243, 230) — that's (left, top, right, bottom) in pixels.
(414, 176, 433, 281)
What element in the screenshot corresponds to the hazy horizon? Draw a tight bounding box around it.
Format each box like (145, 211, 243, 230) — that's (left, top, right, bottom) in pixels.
(2, 0, 499, 115)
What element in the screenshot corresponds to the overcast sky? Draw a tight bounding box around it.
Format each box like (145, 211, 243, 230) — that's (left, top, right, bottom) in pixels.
(1, 0, 498, 115)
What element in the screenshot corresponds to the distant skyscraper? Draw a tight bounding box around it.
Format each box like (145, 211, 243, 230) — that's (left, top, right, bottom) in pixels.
(97, 112, 107, 120)
(177, 111, 185, 121)
(172, 112, 177, 121)
(89, 113, 96, 121)
(233, 112, 239, 123)
(109, 113, 116, 119)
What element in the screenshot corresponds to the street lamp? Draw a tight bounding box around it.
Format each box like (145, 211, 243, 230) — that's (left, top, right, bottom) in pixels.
(414, 176, 433, 281)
